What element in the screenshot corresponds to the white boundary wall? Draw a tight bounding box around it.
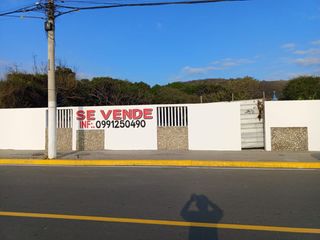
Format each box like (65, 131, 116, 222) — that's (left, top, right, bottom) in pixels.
(0, 108, 46, 150)
(264, 100, 320, 151)
(0, 103, 242, 151)
(3, 100, 318, 151)
(188, 102, 241, 150)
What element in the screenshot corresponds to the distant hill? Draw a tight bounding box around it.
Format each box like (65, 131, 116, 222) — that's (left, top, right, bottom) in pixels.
(161, 77, 289, 102)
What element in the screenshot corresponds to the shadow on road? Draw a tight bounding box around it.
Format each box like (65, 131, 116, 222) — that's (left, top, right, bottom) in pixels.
(181, 194, 223, 240)
(57, 151, 81, 159)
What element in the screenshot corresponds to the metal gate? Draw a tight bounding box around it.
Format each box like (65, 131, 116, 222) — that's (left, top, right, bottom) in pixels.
(240, 99, 265, 149)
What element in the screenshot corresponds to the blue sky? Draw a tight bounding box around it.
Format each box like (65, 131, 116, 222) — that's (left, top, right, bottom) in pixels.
(0, 0, 320, 85)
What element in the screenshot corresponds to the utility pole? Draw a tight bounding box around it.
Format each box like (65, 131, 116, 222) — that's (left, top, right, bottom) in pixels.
(45, 0, 56, 159)
(0, 0, 242, 159)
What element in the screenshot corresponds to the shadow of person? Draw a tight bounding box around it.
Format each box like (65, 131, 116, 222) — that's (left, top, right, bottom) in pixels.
(181, 194, 223, 240)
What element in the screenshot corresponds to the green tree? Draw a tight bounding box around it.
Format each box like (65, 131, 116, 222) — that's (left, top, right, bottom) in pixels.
(83, 77, 153, 106)
(1, 67, 299, 108)
(0, 72, 47, 108)
(151, 85, 198, 104)
(226, 76, 260, 100)
(282, 76, 320, 100)
(0, 66, 79, 108)
(55, 66, 78, 106)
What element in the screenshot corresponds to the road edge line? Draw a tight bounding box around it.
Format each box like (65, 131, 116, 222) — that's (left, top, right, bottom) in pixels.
(0, 159, 319, 169)
(0, 211, 319, 234)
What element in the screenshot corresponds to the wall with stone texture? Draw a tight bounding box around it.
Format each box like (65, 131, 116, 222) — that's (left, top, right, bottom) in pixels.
(157, 127, 188, 150)
(265, 100, 320, 151)
(46, 128, 73, 151)
(77, 130, 104, 151)
(271, 127, 308, 151)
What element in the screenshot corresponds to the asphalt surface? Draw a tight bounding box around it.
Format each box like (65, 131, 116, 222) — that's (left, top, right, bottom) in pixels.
(0, 166, 319, 240)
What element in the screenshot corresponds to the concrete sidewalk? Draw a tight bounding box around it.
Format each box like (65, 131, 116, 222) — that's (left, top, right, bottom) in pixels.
(0, 149, 319, 169)
(0, 149, 319, 161)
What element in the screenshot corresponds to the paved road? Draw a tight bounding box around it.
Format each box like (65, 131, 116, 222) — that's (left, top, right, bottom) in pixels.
(0, 166, 319, 240)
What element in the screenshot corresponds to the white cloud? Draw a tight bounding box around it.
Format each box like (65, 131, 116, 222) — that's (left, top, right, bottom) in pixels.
(282, 41, 320, 55)
(281, 43, 296, 49)
(311, 40, 320, 45)
(293, 48, 320, 55)
(182, 65, 222, 75)
(288, 72, 313, 78)
(219, 58, 254, 67)
(282, 41, 320, 70)
(181, 58, 254, 76)
(77, 72, 93, 80)
(294, 57, 320, 66)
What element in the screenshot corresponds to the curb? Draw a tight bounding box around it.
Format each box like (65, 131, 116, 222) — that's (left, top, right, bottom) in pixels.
(0, 159, 320, 169)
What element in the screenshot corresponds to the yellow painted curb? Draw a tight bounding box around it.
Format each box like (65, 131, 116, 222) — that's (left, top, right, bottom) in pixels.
(1, 211, 320, 234)
(0, 159, 319, 169)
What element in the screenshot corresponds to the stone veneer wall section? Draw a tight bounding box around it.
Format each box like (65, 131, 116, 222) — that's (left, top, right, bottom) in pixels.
(271, 127, 308, 151)
(46, 128, 72, 151)
(157, 127, 188, 150)
(77, 130, 104, 151)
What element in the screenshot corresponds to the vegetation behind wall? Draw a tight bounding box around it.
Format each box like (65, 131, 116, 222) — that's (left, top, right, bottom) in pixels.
(0, 66, 319, 108)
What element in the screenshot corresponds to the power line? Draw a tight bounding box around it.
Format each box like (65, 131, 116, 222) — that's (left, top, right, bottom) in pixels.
(0, 0, 245, 18)
(0, 5, 39, 17)
(56, 0, 244, 17)
(56, 0, 120, 4)
(0, 15, 45, 19)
